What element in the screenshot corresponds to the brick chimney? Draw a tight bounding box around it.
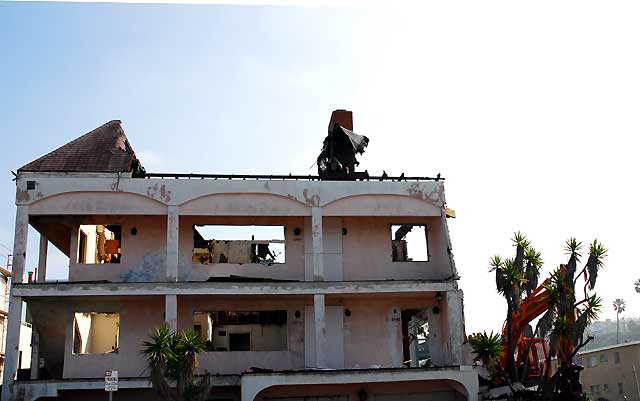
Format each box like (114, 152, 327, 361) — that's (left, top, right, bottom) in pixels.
(328, 109, 353, 131)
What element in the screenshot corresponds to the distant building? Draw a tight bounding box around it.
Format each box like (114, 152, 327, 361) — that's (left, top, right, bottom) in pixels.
(577, 341, 640, 401)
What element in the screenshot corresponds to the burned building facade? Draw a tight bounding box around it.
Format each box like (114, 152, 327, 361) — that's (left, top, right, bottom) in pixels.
(2, 112, 478, 401)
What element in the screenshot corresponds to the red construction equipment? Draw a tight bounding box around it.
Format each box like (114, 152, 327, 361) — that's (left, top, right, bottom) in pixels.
(498, 264, 580, 385)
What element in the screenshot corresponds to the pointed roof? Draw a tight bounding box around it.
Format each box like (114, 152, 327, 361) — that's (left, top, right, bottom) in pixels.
(19, 120, 145, 175)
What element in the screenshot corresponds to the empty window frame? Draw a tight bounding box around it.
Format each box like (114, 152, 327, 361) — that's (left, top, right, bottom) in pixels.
(78, 225, 122, 264)
(193, 311, 287, 352)
(192, 225, 285, 265)
(72, 312, 120, 354)
(391, 225, 429, 262)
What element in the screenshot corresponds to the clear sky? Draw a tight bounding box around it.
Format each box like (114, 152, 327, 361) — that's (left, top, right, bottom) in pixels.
(1, 1, 639, 334)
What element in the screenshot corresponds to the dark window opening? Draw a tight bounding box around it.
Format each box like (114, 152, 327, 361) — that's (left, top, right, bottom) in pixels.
(229, 333, 251, 351)
(192, 225, 285, 265)
(193, 310, 287, 352)
(401, 309, 430, 367)
(391, 224, 429, 262)
(78, 225, 122, 264)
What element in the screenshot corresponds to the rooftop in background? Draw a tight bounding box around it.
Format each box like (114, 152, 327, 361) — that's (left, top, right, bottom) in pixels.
(577, 340, 640, 355)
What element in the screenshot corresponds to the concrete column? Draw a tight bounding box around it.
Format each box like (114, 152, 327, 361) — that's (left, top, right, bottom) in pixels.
(165, 295, 178, 332)
(446, 290, 465, 365)
(37, 235, 48, 282)
(166, 206, 179, 282)
(30, 330, 39, 380)
(313, 294, 327, 368)
(2, 296, 23, 398)
(2, 206, 29, 398)
(410, 317, 419, 367)
(311, 207, 324, 281)
(11, 205, 29, 284)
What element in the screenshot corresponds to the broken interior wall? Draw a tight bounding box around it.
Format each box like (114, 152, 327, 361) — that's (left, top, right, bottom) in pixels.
(179, 216, 305, 282)
(177, 295, 306, 374)
(88, 313, 119, 353)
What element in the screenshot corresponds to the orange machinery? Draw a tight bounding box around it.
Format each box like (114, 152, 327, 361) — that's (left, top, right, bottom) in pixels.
(499, 265, 578, 381)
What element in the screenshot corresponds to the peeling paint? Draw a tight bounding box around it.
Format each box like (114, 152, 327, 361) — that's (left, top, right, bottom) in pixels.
(407, 183, 444, 206)
(159, 184, 172, 202)
(146, 183, 172, 203)
(302, 189, 320, 206)
(120, 249, 166, 282)
(16, 190, 30, 202)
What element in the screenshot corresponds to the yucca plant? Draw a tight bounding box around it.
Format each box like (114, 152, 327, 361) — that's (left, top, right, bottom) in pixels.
(469, 331, 503, 374)
(142, 327, 212, 401)
(487, 233, 607, 401)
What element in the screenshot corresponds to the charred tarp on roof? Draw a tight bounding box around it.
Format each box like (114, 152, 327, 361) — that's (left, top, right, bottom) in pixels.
(317, 123, 369, 179)
(18, 120, 145, 176)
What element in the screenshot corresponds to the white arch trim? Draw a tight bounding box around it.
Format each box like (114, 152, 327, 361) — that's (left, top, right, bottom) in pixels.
(179, 192, 312, 216)
(322, 194, 442, 216)
(241, 367, 478, 401)
(28, 191, 168, 215)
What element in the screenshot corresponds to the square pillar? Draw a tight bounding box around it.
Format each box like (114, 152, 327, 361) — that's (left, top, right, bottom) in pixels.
(313, 294, 327, 368)
(166, 206, 179, 282)
(446, 290, 465, 365)
(2, 205, 29, 398)
(311, 207, 324, 281)
(11, 205, 29, 284)
(165, 294, 178, 332)
(2, 296, 23, 398)
(38, 235, 48, 282)
(30, 329, 39, 380)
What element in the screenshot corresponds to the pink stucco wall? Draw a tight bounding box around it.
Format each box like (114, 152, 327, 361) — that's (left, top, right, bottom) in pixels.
(62, 297, 165, 379)
(62, 214, 452, 283)
(69, 215, 168, 282)
(36, 293, 447, 380)
(342, 217, 451, 281)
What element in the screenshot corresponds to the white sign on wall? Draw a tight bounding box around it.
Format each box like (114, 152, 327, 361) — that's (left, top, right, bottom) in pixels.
(105, 370, 118, 392)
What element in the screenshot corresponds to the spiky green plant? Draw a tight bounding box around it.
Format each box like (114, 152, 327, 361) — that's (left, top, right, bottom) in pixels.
(486, 233, 607, 400)
(469, 331, 504, 372)
(142, 327, 212, 401)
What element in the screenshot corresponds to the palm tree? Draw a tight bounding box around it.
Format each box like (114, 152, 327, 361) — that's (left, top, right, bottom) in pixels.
(141, 326, 212, 401)
(613, 298, 626, 344)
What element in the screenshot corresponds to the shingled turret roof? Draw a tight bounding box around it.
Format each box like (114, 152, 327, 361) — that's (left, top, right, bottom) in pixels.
(18, 120, 145, 176)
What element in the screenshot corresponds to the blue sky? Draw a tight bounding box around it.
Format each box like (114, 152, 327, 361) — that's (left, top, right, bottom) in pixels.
(1, 1, 639, 333)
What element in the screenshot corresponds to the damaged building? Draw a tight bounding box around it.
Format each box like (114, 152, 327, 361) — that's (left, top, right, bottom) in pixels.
(2, 110, 478, 401)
